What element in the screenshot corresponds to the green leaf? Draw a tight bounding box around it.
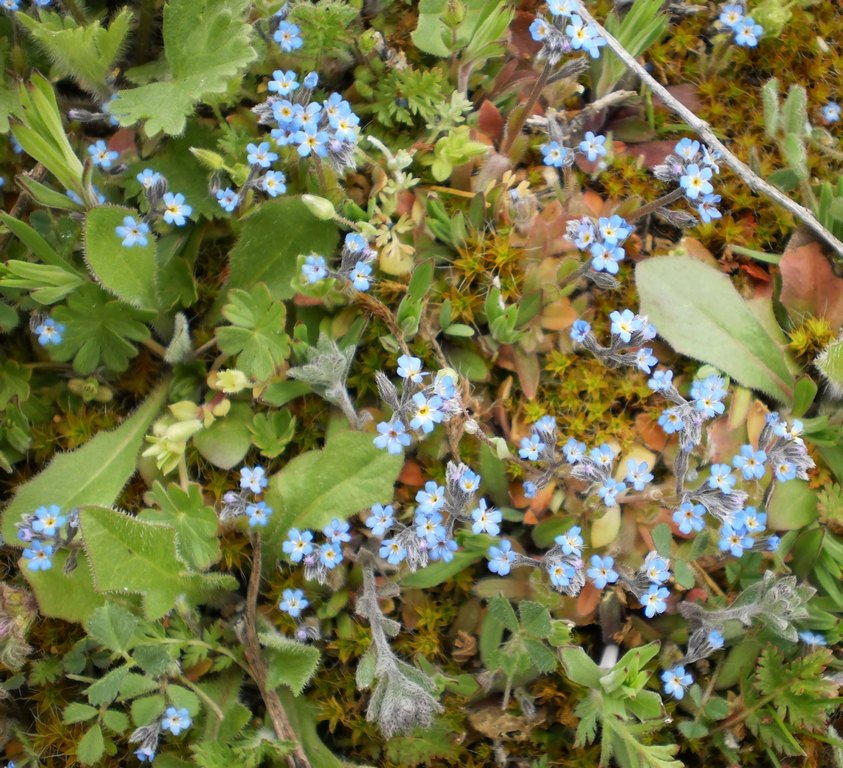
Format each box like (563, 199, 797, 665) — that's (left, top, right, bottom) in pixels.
(51, 284, 154, 374)
(651, 522, 673, 558)
(767, 480, 818, 530)
(636, 256, 795, 402)
(102, 709, 130, 734)
(140, 482, 220, 570)
(76, 723, 104, 766)
(259, 631, 321, 694)
(264, 430, 401, 567)
(3, 384, 166, 543)
(216, 285, 290, 380)
(487, 596, 519, 632)
(249, 410, 296, 459)
(109, 0, 257, 135)
(84, 205, 159, 310)
(816, 338, 843, 392)
(86, 665, 130, 706)
(519, 601, 552, 639)
(781, 84, 807, 136)
(84, 603, 139, 653)
(768, 168, 801, 192)
(21, 549, 106, 623)
(0, 260, 86, 304)
(192, 401, 252, 470)
(674, 560, 695, 589)
(17, 9, 133, 97)
(560, 647, 602, 688)
(12, 75, 84, 198)
(63, 702, 99, 724)
(131, 694, 166, 725)
(782, 133, 808, 180)
(277, 689, 343, 768)
(131, 644, 174, 676)
(196, 670, 251, 743)
(79, 506, 237, 619)
(761, 78, 780, 139)
(221, 197, 338, 305)
(0, 211, 81, 272)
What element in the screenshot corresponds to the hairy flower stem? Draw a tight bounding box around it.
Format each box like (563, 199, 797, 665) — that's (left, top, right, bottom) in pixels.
(501, 63, 552, 157)
(627, 187, 686, 222)
(243, 533, 311, 768)
(573, 1, 843, 266)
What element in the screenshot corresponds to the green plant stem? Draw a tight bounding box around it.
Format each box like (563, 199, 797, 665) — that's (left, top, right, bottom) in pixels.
(177, 674, 225, 735)
(573, 1, 843, 263)
(500, 62, 552, 157)
(242, 532, 312, 768)
(141, 337, 168, 359)
(189, 337, 218, 360)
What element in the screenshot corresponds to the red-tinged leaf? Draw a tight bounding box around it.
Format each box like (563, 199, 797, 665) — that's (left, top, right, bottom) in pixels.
(635, 413, 668, 452)
(513, 347, 540, 400)
(398, 459, 425, 487)
(509, 11, 542, 58)
(623, 139, 676, 170)
(608, 116, 657, 143)
(477, 100, 504, 144)
(779, 241, 843, 328)
(575, 584, 600, 622)
(740, 261, 771, 282)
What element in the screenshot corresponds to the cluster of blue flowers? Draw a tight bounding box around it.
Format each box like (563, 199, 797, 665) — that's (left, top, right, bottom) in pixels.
(529, 1, 606, 61)
(301, 232, 377, 292)
(370, 356, 463, 456)
(282, 518, 350, 583)
(568, 308, 659, 377)
(362, 463, 494, 572)
(18, 504, 75, 571)
(718, 3, 764, 47)
(565, 214, 634, 275)
(219, 465, 273, 528)
(540, 129, 609, 171)
(115, 169, 192, 247)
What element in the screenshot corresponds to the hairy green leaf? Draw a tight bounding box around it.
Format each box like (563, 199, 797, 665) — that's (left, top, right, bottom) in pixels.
(259, 631, 321, 694)
(79, 506, 237, 619)
(85, 603, 139, 653)
(636, 256, 795, 402)
(3, 384, 166, 542)
(51, 284, 154, 374)
(84, 205, 159, 311)
(140, 482, 220, 570)
(109, 0, 256, 135)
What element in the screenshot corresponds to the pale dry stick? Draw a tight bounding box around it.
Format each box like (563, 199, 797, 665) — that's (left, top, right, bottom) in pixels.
(574, 1, 843, 263)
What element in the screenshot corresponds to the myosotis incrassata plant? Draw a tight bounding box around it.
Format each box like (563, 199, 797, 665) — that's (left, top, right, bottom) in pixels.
(0, 0, 841, 766)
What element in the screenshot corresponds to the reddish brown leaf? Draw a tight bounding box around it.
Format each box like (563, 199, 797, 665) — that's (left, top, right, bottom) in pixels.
(653, 84, 702, 114)
(477, 100, 504, 144)
(509, 11, 543, 59)
(621, 139, 676, 170)
(779, 241, 843, 328)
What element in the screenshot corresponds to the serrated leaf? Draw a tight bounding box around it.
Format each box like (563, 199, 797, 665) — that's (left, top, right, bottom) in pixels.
(76, 723, 104, 765)
(84, 205, 159, 310)
(249, 410, 296, 459)
(216, 285, 290, 380)
(3, 384, 166, 543)
(17, 9, 133, 97)
(220, 197, 338, 306)
(519, 601, 552, 639)
(523, 638, 557, 673)
(140, 482, 220, 570)
(51, 284, 154, 374)
(102, 709, 130, 733)
(131, 644, 174, 677)
(259, 631, 321, 694)
(486, 596, 519, 632)
(131, 694, 166, 725)
(86, 665, 130, 706)
(263, 430, 401, 569)
(636, 256, 795, 402)
(21, 549, 106, 623)
(196, 669, 251, 743)
(109, 0, 256, 135)
(85, 603, 139, 653)
(79, 505, 237, 620)
(63, 702, 99, 724)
